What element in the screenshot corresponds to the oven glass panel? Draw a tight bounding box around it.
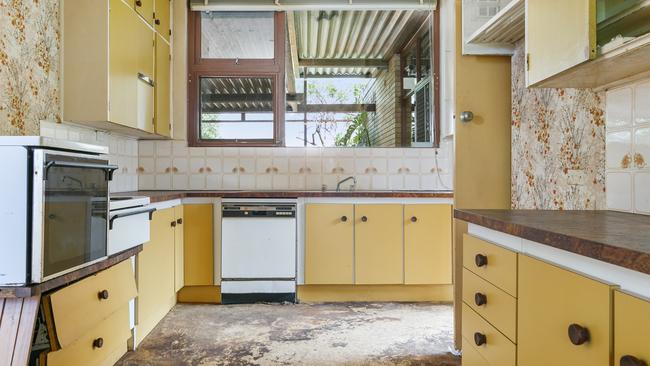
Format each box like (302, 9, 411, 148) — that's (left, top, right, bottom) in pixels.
(43, 154, 109, 277)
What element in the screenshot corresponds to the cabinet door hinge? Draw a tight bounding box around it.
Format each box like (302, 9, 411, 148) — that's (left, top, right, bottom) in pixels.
(526, 53, 530, 71)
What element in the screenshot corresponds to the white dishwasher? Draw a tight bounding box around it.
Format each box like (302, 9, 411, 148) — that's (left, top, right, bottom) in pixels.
(221, 200, 297, 304)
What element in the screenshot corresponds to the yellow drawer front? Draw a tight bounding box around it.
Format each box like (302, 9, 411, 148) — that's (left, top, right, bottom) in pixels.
(463, 234, 517, 296)
(462, 303, 516, 366)
(49, 260, 137, 348)
(518, 255, 614, 366)
(47, 305, 131, 366)
(461, 336, 490, 366)
(615, 291, 650, 366)
(462, 268, 517, 342)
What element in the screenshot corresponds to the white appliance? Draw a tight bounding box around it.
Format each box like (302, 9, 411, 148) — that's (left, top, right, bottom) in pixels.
(221, 200, 297, 304)
(0, 137, 116, 285)
(108, 196, 154, 255)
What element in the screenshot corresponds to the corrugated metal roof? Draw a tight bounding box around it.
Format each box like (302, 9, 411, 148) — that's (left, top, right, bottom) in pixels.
(200, 77, 274, 113)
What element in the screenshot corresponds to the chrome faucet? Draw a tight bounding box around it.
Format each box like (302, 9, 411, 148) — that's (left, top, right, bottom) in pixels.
(336, 176, 357, 192)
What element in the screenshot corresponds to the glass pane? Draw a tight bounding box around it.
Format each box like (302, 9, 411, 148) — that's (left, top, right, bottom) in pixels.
(201, 12, 274, 59)
(419, 30, 431, 79)
(200, 77, 275, 140)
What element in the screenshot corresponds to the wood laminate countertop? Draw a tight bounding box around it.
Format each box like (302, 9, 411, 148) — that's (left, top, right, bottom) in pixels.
(454, 209, 650, 276)
(119, 190, 454, 203)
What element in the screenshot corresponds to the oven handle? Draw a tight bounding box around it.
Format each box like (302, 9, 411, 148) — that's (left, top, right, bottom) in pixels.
(109, 207, 157, 230)
(44, 161, 119, 181)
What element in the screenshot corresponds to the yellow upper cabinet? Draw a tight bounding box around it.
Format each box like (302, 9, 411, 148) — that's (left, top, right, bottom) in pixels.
(614, 290, 650, 366)
(404, 204, 452, 285)
(155, 34, 171, 137)
(304, 204, 354, 285)
(134, 0, 155, 25)
(135, 14, 155, 133)
(526, 0, 597, 87)
(517, 255, 615, 366)
(154, 0, 171, 42)
(354, 204, 403, 285)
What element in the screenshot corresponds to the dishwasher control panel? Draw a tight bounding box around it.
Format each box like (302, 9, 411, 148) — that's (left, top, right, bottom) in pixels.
(222, 203, 297, 218)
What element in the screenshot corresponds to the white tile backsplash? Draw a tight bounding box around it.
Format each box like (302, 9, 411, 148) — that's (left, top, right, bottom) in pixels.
(606, 79, 650, 214)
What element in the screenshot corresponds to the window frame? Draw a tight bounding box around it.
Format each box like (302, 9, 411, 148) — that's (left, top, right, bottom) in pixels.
(187, 11, 286, 147)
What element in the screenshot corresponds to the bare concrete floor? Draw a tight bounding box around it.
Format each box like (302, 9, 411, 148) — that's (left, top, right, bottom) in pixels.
(117, 302, 460, 366)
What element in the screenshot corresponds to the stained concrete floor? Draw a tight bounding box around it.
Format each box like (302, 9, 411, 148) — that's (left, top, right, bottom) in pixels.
(117, 302, 460, 366)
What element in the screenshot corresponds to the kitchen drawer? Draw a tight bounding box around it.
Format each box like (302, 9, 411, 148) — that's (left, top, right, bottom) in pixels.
(462, 303, 516, 366)
(462, 268, 517, 342)
(518, 255, 614, 366)
(48, 260, 137, 348)
(47, 304, 130, 366)
(614, 290, 650, 366)
(463, 234, 517, 296)
(461, 336, 490, 366)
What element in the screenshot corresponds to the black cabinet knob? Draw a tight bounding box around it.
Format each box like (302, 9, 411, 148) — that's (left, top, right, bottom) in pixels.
(171, 221, 177, 227)
(93, 337, 104, 349)
(475, 254, 488, 267)
(410, 216, 417, 222)
(97, 289, 109, 300)
(135, 0, 142, 6)
(155, 19, 161, 25)
(361, 216, 368, 222)
(474, 332, 487, 346)
(474, 292, 487, 306)
(621, 356, 647, 366)
(177, 218, 183, 224)
(341, 216, 347, 222)
(568, 324, 590, 345)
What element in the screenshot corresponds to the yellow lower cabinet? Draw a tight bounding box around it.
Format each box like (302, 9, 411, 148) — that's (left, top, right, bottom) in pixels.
(355, 204, 403, 284)
(47, 305, 131, 366)
(184, 204, 214, 286)
(174, 205, 185, 292)
(614, 290, 650, 366)
(462, 303, 516, 366)
(462, 268, 517, 342)
(404, 204, 452, 285)
(463, 234, 518, 297)
(304, 204, 354, 284)
(518, 255, 614, 366)
(461, 336, 490, 366)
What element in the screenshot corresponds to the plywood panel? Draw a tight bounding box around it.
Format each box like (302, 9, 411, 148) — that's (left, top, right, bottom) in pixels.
(0, 296, 39, 366)
(184, 204, 214, 286)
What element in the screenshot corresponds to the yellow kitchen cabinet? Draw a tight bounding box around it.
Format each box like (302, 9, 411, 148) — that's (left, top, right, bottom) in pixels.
(174, 205, 185, 292)
(304, 204, 354, 284)
(404, 204, 452, 284)
(462, 303, 516, 366)
(154, 0, 171, 42)
(134, 0, 154, 25)
(136, 207, 176, 344)
(463, 234, 518, 296)
(155, 34, 171, 137)
(518, 254, 615, 366)
(184, 204, 214, 286)
(614, 290, 650, 366)
(135, 12, 155, 134)
(461, 336, 490, 366)
(355, 204, 403, 285)
(525, 0, 597, 86)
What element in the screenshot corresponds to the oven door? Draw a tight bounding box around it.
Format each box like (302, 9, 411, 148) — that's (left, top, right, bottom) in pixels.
(31, 149, 117, 283)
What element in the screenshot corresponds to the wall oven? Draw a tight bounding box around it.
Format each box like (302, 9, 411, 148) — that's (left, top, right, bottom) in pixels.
(0, 138, 116, 285)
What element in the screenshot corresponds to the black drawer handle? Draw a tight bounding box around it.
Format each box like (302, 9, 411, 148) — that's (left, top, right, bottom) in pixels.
(474, 332, 487, 346)
(177, 218, 183, 224)
(97, 289, 109, 300)
(474, 292, 487, 306)
(341, 216, 347, 222)
(109, 207, 156, 230)
(171, 221, 177, 227)
(361, 216, 368, 222)
(568, 324, 590, 345)
(93, 337, 104, 349)
(155, 19, 161, 25)
(410, 216, 417, 222)
(475, 254, 488, 267)
(135, 0, 142, 6)
(621, 355, 647, 366)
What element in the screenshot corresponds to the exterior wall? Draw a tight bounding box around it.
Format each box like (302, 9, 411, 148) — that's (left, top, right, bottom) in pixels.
(366, 54, 402, 147)
(0, 0, 60, 136)
(511, 40, 606, 210)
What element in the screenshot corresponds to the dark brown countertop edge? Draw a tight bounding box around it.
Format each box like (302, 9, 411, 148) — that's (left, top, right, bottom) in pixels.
(454, 209, 650, 276)
(0, 245, 142, 299)
(121, 190, 454, 203)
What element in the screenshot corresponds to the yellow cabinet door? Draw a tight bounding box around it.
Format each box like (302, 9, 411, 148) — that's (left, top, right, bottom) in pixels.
(518, 255, 614, 366)
(154, 34, 171, 137)
(404, 204, 452, 284)
(526, 0, 597, 86)
(461, 336, 490, 366)
(304, 204, 354, 284)
(135, 17, 155, 133)
(614, 290, 650, 366)
(154, 0, 171, 42)
(463, 234, 518, 297)
(174, 205, 184, 292)
(462, 303, 516, 366)
(184, 204, 214, 286)
(136, 207, 176, 344)
(134, 0, 154, 25)
(109, 0, 138, 127)
(355, 204, 403, 285)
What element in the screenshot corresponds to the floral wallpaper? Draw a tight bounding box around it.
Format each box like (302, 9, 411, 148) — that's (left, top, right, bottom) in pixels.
(511, 41, 606, 210)
(0, 0, 60, 136)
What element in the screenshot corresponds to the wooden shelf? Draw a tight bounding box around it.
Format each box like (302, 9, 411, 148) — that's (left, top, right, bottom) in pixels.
(466, 0, 525, 45)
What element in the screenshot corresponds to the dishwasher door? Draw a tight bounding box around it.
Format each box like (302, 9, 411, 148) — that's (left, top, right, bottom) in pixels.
(221, 216, 296, 280)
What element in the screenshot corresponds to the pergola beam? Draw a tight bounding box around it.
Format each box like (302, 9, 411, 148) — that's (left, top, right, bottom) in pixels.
(201, 103, 376, 114)
(298, 58, 388, 69)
